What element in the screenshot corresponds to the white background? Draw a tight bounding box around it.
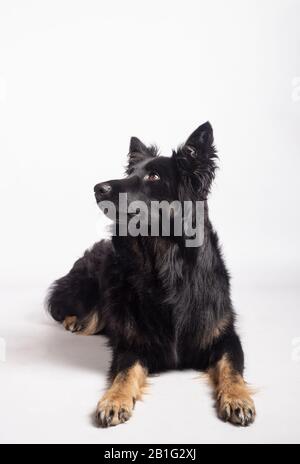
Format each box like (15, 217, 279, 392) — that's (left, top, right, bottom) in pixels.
(0, 0, 300, 444)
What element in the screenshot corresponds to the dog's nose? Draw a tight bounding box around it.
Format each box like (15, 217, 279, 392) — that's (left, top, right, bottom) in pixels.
(94, 183, 112, 200)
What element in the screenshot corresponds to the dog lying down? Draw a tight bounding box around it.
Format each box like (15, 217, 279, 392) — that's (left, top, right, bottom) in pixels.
(47, 122, 256, 427)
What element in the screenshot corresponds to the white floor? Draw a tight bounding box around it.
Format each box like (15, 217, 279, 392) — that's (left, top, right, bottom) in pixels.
(0, 282, 300, 444)
(1, 0, 300, 446)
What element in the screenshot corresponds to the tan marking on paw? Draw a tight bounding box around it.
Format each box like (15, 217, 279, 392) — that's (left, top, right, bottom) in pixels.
(95, 362, 148, 427)
(218, 390, 256, 426)
(63, 316, 78, 332)
(208, 355, 256, 426)
(96, 395, 134, 427)
(63, 312, 103, 335)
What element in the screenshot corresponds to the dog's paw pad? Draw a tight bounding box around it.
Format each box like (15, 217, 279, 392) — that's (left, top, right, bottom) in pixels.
(63, 316, 82, 333)
(95, 398, 133, 428)
(218, 397, 256, 426)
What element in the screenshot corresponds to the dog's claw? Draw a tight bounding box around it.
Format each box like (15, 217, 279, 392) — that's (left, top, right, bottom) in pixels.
(218, 397, 256, 426)
(63, 316, 82, 333)
(95, 399, 133, 428)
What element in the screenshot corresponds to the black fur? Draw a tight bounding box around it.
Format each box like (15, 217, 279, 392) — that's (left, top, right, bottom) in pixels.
(47, 122, 248, 421)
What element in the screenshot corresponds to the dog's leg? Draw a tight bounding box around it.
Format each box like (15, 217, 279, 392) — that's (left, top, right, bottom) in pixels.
(207, 350, 256, 426)
(47, 266, 98, 323)
(47, 243, 106, 330)
(96, 361, 148, 427)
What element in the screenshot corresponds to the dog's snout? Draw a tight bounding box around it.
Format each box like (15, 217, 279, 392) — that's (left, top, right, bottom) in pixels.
(94, 183, 112, 200)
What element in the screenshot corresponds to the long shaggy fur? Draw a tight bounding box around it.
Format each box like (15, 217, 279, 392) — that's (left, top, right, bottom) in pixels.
(46, 121, 254, 426)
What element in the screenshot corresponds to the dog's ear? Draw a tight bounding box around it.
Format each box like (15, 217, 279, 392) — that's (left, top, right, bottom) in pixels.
(185, 121, 214, 156)
(129, 137, 149, 157)
(173, 122, 218, 199)
(126, 137, 157, 174)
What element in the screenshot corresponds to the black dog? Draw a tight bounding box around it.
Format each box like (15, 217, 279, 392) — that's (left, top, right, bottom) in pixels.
(47, 122, 256, 427)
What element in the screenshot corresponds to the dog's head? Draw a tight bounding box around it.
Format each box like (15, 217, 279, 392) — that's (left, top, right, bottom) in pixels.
(94, 122, 217, 237)
(95, 122, 217, 203)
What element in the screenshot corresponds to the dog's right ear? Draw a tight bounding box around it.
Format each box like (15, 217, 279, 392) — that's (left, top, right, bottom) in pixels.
(126, 137, 157, 174)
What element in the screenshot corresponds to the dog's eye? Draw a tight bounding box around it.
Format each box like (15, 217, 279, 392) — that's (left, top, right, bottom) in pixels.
(144, 173, 160, 182)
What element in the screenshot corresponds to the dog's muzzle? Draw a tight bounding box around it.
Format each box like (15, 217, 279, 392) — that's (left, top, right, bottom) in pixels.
(94, 183, 112, 202)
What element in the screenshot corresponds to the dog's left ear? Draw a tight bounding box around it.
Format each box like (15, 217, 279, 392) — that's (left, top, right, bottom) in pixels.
(126, 137, 157, 174)
(173, 122, 218, 198)
(185, 121, 214, 156)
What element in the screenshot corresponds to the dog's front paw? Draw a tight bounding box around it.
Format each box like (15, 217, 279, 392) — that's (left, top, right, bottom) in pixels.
(95, 395, 134, 428)
(217, 394, 256, 426)
(63, 313, 101, 335)
(63, 316, 82, 333)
